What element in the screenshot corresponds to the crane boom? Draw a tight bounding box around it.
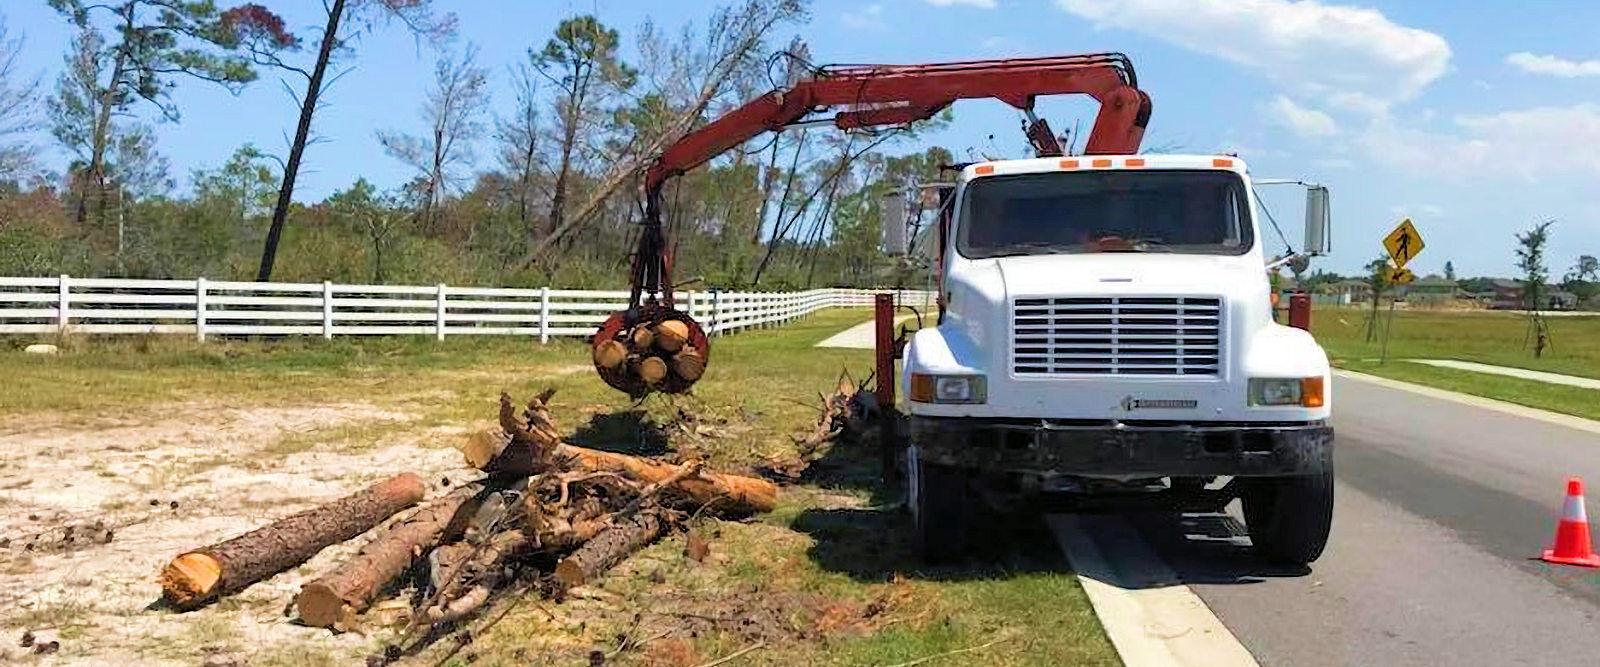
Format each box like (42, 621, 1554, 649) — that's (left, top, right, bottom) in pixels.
(646, 53, 1151, 192)
(597, 52, 1153, 397)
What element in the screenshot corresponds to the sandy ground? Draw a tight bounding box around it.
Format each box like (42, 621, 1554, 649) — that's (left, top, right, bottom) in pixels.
(0, 401, 482, 666)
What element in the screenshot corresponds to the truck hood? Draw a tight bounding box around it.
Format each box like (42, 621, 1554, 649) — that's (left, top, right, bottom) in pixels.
(990, 253, 1265, 298)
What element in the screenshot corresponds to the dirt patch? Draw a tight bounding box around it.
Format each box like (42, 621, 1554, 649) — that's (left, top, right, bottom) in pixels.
(0, 401, 474, 665)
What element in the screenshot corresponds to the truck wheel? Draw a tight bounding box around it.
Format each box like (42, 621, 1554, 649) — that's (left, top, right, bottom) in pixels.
(910, 447, 969, 562)
(1243, 467, 1334, 565)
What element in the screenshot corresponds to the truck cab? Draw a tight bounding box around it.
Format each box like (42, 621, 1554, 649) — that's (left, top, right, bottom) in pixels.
(901, 154, 1334, 564)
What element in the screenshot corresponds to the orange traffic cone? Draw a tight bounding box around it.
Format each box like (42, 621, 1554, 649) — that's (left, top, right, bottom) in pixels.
(1542, 477, 1600, 567)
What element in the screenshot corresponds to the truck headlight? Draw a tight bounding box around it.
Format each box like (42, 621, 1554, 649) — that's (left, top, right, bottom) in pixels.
(1248, 377, 1325, 407)
(909, 373, 986, 404)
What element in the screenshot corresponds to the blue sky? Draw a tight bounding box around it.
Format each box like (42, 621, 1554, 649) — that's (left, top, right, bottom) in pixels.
(6, 0, 1600, 277)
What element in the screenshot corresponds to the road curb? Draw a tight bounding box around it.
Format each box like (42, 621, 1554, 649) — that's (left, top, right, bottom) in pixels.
(1049, 514, 1260, 667)
(1335, 370, 1600, 435)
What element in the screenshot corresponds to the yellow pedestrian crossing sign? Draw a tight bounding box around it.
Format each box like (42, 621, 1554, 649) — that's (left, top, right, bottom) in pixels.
(1383, 219, 1424, 268)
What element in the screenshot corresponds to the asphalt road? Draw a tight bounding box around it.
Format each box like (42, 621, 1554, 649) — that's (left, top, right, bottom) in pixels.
(1109, 373, 1600, 666)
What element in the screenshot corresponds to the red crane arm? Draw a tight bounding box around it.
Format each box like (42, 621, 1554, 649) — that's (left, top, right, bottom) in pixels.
(644, 53, 1153, 192)
(627, 53, 1151, 309)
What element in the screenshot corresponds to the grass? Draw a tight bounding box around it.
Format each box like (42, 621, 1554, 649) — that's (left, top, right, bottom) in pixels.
(1314, 305, 1600, 419)
(0, 308, 1117, 666)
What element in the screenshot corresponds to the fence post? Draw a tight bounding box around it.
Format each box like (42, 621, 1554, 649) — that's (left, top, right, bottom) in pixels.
(686, 290, 697, 323)
(322, 281, 334, 340)
(57, 274, 70, 334)
(711, 289, 723, 337)
(436, 283, 447, 341)
(538, 286, 550, 344)
(195, 277, 207, 342)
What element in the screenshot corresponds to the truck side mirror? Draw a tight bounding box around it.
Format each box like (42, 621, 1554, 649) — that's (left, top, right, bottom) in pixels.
(1305, 186, 1331, 256)
(882, 191, 908, 256)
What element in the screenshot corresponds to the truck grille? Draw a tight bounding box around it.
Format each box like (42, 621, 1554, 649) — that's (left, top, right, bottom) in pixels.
(1012, 296, 1222, 376)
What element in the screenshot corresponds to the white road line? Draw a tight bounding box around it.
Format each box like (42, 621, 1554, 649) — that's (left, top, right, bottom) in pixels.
(1049, 514, 1260, 667)
(1404, 359, 1600, 390)
(1335, 369, 1600, 435)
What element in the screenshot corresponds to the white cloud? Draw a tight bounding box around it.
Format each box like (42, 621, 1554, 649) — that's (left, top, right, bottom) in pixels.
(981, 35, 1028, 56)
(1267, 96, 1337, 137)
(1389, 203, 1445, 218)
(1359, 104, 1600, 180)
(1506, 52, 1600, 77)
(842, 4, 885, 30)
(927, 0, 997, 7)
(1057, 0, 1451, 115)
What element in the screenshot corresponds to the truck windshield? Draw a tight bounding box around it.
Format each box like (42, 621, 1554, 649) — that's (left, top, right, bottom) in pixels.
(956, 170, 1252, 258)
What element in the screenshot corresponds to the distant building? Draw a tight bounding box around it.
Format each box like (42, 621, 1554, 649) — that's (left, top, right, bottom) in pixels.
(1407, 274, 1458, 304)
(1329, 279, 1373, 304)
(1489, 279, 1523, 310)
(1488, 279, 1577, 310)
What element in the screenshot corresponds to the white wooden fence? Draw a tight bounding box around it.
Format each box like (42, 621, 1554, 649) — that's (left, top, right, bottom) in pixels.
(0, 276, 934, 342)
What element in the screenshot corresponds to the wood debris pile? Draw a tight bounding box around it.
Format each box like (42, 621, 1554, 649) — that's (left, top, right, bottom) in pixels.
(764, 373, 884, 480)
(153, 389, 778, 658)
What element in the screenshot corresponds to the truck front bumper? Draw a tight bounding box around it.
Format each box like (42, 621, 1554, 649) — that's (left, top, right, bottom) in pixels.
(909, 416, 1333, 477)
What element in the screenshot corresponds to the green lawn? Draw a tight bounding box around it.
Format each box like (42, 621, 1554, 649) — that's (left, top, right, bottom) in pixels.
(0, 309, 1116, 667)
(1313, 306, 1600, 420)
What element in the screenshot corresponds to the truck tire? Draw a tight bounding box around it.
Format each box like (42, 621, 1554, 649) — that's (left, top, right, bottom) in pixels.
(1243, 467, 1334, 565)
(910, 447, 969, 563)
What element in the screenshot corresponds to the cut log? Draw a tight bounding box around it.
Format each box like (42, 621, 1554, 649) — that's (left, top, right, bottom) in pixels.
(553, 509, 666, 589)
(468, 392, 778, 516)
(557, 445, 776, 516)
(428, 583, 492, 625)
(655, 320, 689, 353)
(462, 428, 512, 470)
(630, 326, 655, 351)
(158, 473, 426, 610)
(294, 483, 483, 629)
(461, 394, 562, 477)
(672, 347, 705, 382)
(593, 340, 628, 369)
(637, 356, 669, 386)
(424, 529, 528, 624)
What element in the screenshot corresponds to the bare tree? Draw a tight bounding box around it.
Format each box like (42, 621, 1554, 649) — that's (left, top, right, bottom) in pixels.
(518, 0, 809, 270)
(0, 14, 38, 181)
(527, 15, 637, 249)
(497, 60, 541, 233)
(253, 0, 456, 281)
(49, 28, 170, 264)
(378, 46, 489, 231)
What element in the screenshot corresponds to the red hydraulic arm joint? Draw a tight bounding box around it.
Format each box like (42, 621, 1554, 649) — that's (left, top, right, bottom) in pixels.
(599, 53, 1152, 396)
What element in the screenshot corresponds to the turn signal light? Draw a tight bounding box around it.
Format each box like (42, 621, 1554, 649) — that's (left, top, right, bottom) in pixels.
(908, 373, 986, 404)
(1300, 377, 1325, 408)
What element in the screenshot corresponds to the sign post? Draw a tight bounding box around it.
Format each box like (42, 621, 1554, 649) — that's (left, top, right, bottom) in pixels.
(1379, 219, 1426, 364)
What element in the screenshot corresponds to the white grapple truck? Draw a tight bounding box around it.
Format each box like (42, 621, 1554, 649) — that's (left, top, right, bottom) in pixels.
(899, 154, 1334, 564)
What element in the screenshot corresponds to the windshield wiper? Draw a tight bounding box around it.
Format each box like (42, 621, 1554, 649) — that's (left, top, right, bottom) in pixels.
(977, 241, 1081, 258)
(1129, 238, 1174, 252)
(1089, 238, 1176, 253)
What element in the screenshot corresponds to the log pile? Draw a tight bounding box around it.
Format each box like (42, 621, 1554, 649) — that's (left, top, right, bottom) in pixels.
(593, 316, 706, 392)
(155, 389, 779, 649)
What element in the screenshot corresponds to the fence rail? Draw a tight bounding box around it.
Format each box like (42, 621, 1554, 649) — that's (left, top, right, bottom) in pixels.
(0, 276, 934, 342)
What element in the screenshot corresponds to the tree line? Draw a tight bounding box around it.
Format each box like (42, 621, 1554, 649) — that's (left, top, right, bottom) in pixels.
(0, 1, 949, 290)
